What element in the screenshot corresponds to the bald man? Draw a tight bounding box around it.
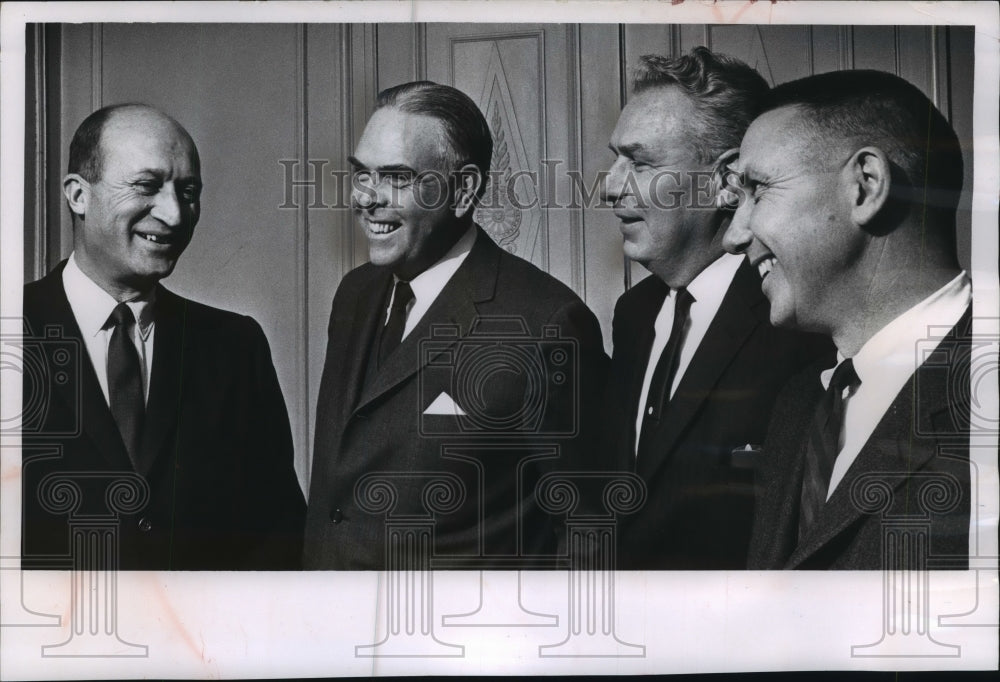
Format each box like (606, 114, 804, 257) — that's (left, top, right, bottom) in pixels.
(22, 104, 305, 570)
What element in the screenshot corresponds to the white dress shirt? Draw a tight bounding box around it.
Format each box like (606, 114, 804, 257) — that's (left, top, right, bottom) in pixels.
(823, 271, 972, 498)
(634, 253, 744, 454)
(63, 253, 155, 405)
(385, 224, 477, 339)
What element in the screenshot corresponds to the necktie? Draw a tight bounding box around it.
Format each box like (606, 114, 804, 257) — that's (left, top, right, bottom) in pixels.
(107, 302, 145, 469)
(637, 288, 694, 458)
(797, 358, 861, 542)
(378, 280, 414, 366)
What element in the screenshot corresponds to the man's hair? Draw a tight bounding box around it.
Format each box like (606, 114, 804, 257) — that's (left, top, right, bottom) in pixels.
(375, 81, 492, 199)
(632, 47, 770, 164)
(67, 103, 146, 183)
(763, 69, 964, 226)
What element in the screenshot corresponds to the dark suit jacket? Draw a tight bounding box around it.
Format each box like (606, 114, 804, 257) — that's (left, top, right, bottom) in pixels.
(748, 309, 972, 570)
(607, 261, 834, 569)
(21, 262, 306, 570)
(303, 226, 608, 570)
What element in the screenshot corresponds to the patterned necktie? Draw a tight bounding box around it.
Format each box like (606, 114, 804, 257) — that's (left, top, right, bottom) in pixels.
(107, 302, 145, 468)
(798, 358, 861, 542)
(637, 288, 694, 458)
(378, 280, 414, 366)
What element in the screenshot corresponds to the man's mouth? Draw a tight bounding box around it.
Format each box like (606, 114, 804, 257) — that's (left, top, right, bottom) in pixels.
(755, 255, 776, 279)
(135, 232, 179, 246)
(366, 220, 401, 235)
(614, 212, 643, 228)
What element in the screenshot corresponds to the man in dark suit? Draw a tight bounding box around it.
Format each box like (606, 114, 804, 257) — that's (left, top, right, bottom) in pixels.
(303, 81, 607, 570)
(22, 104, 305, 570)
(600, 48, 833, 569)
(723, 70, 972, 569)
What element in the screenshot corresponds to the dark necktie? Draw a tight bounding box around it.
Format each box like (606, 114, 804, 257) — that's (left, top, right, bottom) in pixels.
(797, 358, 861, 543)
(637, 288, 694, 458)
(378, 280, 414, 366)
(107, 302, 145, 469)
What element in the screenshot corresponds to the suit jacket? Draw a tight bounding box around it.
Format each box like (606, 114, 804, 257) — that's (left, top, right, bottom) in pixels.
(21, 262, 306, 570)
(303, 226, 608, 570)
(606, 261, 834, 569)
(748, 309, 972, 570)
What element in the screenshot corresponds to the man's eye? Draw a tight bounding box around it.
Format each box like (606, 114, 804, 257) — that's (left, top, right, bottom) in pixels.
(133, 181, 159, 194)
(181, 186, 201, 202)
(384, 171, 415, 188)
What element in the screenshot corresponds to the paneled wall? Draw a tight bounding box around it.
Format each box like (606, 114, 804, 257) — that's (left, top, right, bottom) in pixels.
(25, 23, 975, 493)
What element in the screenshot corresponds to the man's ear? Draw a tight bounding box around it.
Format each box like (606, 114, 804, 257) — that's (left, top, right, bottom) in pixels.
(62, 173, 89, 219)
(452, 163, 482, 219)
(846, 147, 891, 227)
(711, 147, 742, 210)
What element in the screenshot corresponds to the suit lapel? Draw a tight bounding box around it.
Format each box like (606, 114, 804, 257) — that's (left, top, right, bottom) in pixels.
(637, 261, 762, 480)
(624, 279, 668, 468)
(786, 308, 971, 568)
(135, 287, 184, 478)
(343, 271, 393, 416)
(354, 226, 499, 414)
(759, 375, 821, 567)
(29, 264, 133, 471)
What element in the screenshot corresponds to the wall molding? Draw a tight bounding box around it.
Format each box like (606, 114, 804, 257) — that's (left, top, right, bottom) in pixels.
(294, 24, 311, 486)
(566, 24, 586, 298)
(90, 24, 103, 110)
(31, 25, 48, 281)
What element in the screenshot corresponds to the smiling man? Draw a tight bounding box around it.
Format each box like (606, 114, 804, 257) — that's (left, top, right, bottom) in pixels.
(600, 48, 832, 570)
(724, 71, 972, 570)
(304, 81, 607, 570)
(22, 104, 305, 570)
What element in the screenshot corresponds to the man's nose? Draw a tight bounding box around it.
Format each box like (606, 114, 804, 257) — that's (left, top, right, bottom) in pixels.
(152, 186, 183, 227)
(351, 181, 384, 210)
(722, 200, 753, 255)
(601, 157, 628, 204)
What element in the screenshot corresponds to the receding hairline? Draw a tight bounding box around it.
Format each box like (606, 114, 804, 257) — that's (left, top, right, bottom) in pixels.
(622, 83, 709, 160)
(101, 105, 195, 145)
(363, 105, 455, 167)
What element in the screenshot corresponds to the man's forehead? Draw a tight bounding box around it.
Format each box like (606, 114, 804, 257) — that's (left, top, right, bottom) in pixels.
(738, 107, 812, 174)
(356, 107, 451, 166)
(101, 109, 198, 168)
(613, 87, 698, 160)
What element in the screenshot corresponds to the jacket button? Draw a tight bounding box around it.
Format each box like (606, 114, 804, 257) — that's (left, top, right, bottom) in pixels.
(137, 517, 153, 532)
(330, 508, 343, 523)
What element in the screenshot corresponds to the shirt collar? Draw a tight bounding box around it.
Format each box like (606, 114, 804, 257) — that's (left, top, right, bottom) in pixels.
(683, 252, 744, 307)
(403, 224, 477, 303)
(821, 271, 971, 390)
(63, 253, 156, 338)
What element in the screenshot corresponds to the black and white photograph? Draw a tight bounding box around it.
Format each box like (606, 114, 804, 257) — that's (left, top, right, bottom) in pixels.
(1, 0, 997, 677)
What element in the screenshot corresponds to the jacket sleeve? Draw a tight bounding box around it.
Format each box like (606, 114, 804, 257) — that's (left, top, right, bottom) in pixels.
(240, 317, 307, 569)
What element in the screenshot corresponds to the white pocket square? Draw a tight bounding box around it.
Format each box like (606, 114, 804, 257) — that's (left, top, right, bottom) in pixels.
(423, 391, 468, 416)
